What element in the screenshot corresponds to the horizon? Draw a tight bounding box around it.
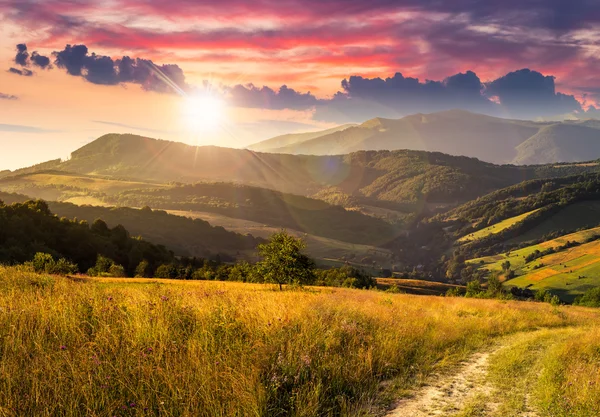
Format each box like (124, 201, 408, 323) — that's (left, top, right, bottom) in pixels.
(2, 1, 600, 169)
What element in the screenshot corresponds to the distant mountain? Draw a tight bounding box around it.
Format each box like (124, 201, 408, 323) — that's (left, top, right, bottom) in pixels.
(513, 123, 600, 164)
(254, 110, 600, 165)
(247, 124, 356, 152)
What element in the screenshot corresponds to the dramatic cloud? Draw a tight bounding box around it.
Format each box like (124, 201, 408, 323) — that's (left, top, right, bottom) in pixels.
(0, 93, 18, 100)
(52, 44, 188, 93)
(8, 67, 33, 76)
(14, 43, 28, 66)
(12, 44, 51, 69)
(227, 85, 318, 110)
(31, 51, 51, 68)
(2, 0, 600, 111)
(486, 69, 583, 119)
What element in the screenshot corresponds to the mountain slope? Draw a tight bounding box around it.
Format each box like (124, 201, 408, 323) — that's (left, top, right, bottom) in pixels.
(513, 123, 600, 164)
(0, 191, 261, 259)
(267, 110, 544, 163)
(247, 124, 355, 152)
(9, 134, 600, 223)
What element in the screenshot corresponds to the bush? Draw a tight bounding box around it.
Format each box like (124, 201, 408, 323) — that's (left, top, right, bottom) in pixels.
(108, 264, 126, 277)
(28, 252, 78, 276)
(87, 255, 125, 277)
(135, 260, 151, 277)
(155, 264, 179, 279)
(574, 287, 600, 307)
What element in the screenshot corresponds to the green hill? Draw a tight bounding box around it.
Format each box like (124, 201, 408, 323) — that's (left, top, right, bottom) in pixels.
(7, 134, 591, 218)
(0, 191, 261, 260)
(0, 198, 175, 274)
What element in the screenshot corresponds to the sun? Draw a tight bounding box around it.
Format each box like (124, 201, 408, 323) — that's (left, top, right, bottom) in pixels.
(182, 94, 225, 132)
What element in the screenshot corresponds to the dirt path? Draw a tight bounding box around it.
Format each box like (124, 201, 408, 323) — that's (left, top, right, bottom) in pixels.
(386, 349, 498, 416)
(386, 332, 546, 417)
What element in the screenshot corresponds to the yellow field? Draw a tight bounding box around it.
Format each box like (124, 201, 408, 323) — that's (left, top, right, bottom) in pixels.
(1, 266, 597, 416)
(458, 209, 540, 243)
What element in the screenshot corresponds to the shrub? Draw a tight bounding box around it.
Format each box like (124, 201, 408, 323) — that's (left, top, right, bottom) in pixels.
(28, 252, 78, 276)
(574, 287, 600, 307)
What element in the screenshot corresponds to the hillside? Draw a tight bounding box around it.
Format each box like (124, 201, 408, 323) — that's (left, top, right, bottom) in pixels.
(247, 124, 355, 152)
(250, 110, 600, 165)
(0, 199, 174, 274)
(468, 226, 600, 302)
(10, 134, 600, 220)
(0, 191, 261, 260)
(514, 123, 600, 164)
(259, 110, 542, 163)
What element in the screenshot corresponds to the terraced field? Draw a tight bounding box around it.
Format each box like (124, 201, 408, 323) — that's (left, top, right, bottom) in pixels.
(458, 209, 540, 243)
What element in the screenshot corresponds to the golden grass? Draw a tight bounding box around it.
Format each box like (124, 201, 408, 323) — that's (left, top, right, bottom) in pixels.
(536, 327, 600, 416)
(0, 266, 598, 416)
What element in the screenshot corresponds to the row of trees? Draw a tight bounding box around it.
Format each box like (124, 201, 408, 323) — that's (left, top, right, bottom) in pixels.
(27, 230, 376, 290)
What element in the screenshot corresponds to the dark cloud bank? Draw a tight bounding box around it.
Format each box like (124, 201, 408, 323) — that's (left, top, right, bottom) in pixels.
(8, 42, 586, 122)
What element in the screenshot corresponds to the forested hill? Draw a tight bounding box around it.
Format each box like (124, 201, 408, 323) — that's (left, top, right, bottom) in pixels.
(6, 134, 600, 215)
(0, 199, 174, 274)
(0, 191, 261, 260)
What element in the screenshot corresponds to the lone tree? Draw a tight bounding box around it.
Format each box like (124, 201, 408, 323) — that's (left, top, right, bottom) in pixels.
(257, 231, 315, 290)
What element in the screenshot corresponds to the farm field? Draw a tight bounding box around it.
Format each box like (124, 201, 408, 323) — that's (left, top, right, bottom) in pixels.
(1, 266, 599, 416)
(506, 240, 600, 302)
(458, 208, 540, 243)
(468, 225, 600, 274)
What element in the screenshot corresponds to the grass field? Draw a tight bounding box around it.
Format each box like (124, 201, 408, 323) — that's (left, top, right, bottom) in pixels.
(1, 266, 598, 416)
(469, 226, 600, 302)
(458, 209, 540, 243)
(468, 225, 600, 274)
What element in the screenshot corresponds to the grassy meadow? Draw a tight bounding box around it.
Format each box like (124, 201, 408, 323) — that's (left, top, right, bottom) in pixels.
(467, 225, 600, 302)
(458, 209, 540, 243)
(0, 267, 599, 416)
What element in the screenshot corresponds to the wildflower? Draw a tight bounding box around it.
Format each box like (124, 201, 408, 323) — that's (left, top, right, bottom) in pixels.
(160, 295, 169, 302)
(60, 345, 66, 350)
(146, 347, 153, 353)
(129, 402, 136, 408)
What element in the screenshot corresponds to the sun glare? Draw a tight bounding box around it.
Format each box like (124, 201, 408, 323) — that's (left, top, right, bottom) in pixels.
(182, 95, 225, 132)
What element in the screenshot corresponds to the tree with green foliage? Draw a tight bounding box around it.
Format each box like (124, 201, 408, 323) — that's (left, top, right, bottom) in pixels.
(574, 287, 600, 307)
(135, 260, 151, 277)
(256, 231, 315, 290)
(28, 252, 78, 276)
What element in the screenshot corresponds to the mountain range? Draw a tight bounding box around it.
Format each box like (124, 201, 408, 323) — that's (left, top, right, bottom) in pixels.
(6, 133, 599, 219)
(250, 110, 600, 165)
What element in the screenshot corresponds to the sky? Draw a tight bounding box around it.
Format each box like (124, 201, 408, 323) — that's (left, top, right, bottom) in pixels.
(1, 0, 600, 170)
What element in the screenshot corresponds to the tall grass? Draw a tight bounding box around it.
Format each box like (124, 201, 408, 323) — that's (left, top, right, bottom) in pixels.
(0, 266, 596, 416)
(536, 327, 600, 416)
